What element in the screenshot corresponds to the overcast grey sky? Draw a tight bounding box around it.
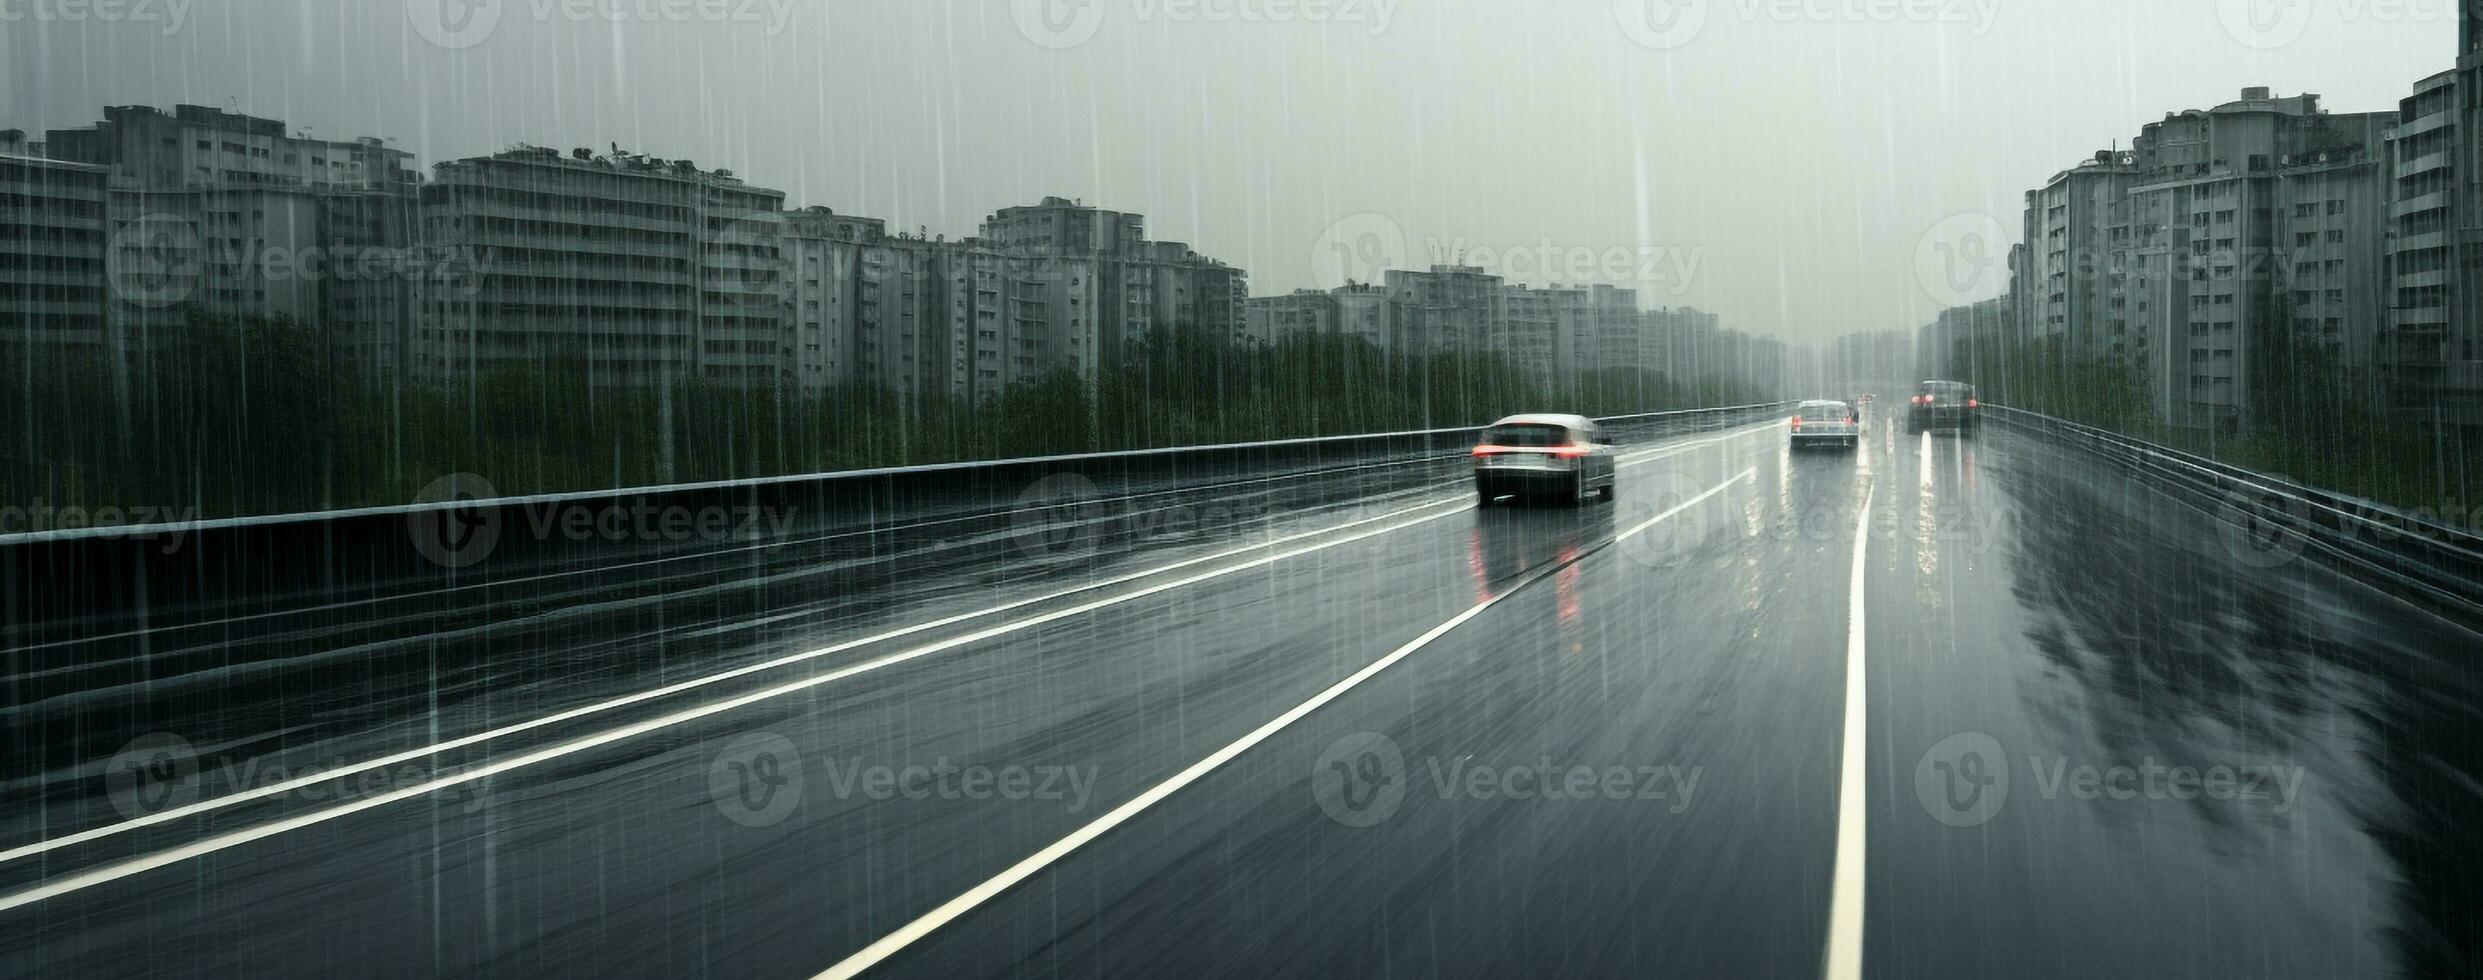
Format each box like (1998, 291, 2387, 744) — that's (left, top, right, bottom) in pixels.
(1, 0, 2450, 345)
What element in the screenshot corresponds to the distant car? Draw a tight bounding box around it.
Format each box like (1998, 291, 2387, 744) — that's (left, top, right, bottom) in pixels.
(1906, 381, 1980, 434)
(1790, 399, 1860, 451)
(1472, 414, 1617, 506)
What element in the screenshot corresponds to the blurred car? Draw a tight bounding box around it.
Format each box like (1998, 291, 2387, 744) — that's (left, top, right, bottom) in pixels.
(1790, 399, 1860, 451)
(1905, 380, 1980, 434)
(1472, 414, 1616, 506)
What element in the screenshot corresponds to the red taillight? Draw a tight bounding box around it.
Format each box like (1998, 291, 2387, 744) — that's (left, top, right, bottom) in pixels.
(1790, 416, 1802, 430)
(1967, 399, 1979, 409)
(1476, 444, 1588, 458)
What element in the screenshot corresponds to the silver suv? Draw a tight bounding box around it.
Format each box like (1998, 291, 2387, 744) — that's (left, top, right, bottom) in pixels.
(1472, 414, 1618, 507)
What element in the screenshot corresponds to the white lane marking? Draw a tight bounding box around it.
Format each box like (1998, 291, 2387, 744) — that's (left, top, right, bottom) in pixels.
(0, 429, 1777, 907)
(0, 421, 1770, 868)
(811, 468, 1756, 980)
(1823, 483, 1876, 980)
(0, 508, 1468, 913)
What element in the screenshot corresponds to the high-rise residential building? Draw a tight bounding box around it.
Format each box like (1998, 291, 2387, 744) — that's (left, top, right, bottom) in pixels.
(1333, 283, 1413, 355)
(2374, 13, 2483, 447)
(852, 235, 945, 404)
(44, 105, 423, 379)
(2023, 150, 2138, 352)
(1586, 285, 1641, 373)
(1500, 285, 1561, 386)
(0, 148, 111, 366)
(2121, 90, 2393, 432)
(930, 239, 1097, 401)
(1245, 289, 1341, 346)
(1123, 240, 1247, 347)
(979, 196, 1146, 255)
(2012, 89, 2394, 434)
(971, 198, 1243, 362)
(781, 207, 887, 391)
(2386, 72, 2459, 416)
(1243, 283, 1412, 355)
(415, 145, 787, 388)
(1386, 265, 1503, 357)
(1642, 307, 1722, 384)
(1919, 295, 2016, 382)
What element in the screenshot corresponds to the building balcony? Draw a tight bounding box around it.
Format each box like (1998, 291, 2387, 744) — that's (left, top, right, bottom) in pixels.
(2394, 231, 2450, 253)
(2394, 109, 2453, 139)
(2393, 191, 2451, 219)
(2396, 151, 2451, 181)
(10, 237, 111, 259)
(476, 262, 695, 284)
(0, 208, 108, 231)
(5, 269, 107, 289)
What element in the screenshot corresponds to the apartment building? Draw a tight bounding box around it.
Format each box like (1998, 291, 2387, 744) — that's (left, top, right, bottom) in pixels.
(2123, 92, 2393, 432)
(0, 148, 111, 362)
(2022, 151, 2137, 353)
(2008, 89, 2395, 434)
(2277, 153, 2393, 382)
(1642, 307, 1723, 383)
(2381, 60, 2483, 446)
(1333, 283, 1413, 355)
(1500, 285, 1560, 386)
(980, 196, 1146, 255)
(415, 145, 787, 387)
(1386, 265, 1504, 357)
(45, 105, 423, 379)
(780, 207, 886, 391)
(1918, 295, 2016, 381)
(931, 241, 1081, 401)
(1244, 289, 1341, 346)
(1242, 283, 1414, 355)
(1587, 285, 1642, 373)
(971, 197, 1243, 363)
(851, 235, 942, 404)
(697, 188, 795, 388)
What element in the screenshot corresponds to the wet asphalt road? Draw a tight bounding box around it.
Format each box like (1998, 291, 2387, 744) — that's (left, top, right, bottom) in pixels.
(2, 414, 2477, 978)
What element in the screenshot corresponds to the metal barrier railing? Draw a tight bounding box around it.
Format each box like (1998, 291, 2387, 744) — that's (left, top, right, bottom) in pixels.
(1984, 404, 2483, 628)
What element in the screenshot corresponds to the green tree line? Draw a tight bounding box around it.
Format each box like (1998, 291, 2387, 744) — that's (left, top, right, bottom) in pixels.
(2, 311, 1766, 525)
(1944, 305, 2477, 512)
